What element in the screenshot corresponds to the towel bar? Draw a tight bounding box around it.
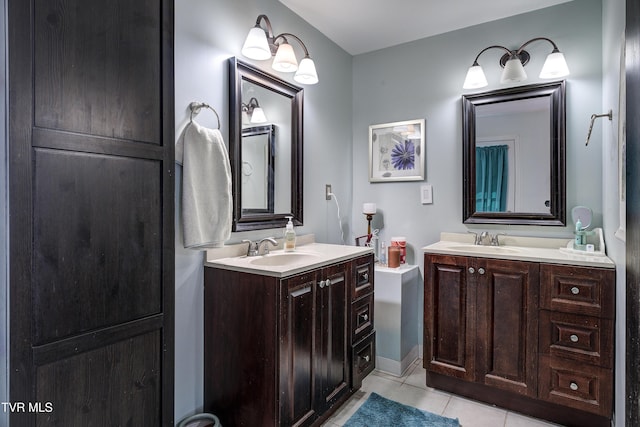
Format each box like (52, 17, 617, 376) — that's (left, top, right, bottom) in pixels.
(189, 102, 221, 129)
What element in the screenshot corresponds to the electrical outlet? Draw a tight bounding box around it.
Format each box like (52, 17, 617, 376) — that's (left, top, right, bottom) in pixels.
(325, 184, 332, 200)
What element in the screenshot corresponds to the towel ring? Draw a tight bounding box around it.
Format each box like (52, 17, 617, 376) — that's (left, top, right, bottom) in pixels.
(189, 102, 221, 129)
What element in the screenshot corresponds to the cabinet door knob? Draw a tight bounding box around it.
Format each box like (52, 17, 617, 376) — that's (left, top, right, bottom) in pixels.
(362, 355, 370, 362)
(570, 382, 579, 391)
(362, 272, 369, 281)
(571, 286, 580, 295)
(468, 267, 475, 274)
(478, 267, 485, 275)
(570, 334, 579, 343)
(325, 278, 331, 287)
(360, 313, 368, 321)
(319, 280, 326, 288)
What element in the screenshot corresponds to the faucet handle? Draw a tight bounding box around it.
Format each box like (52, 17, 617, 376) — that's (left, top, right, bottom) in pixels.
(467, 230, 482, 245)
(490, 233, 506, 246)
(242, 239, 259, 256)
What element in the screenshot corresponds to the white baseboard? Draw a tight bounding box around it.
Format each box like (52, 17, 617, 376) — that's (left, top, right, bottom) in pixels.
(375, 345, 420, 377)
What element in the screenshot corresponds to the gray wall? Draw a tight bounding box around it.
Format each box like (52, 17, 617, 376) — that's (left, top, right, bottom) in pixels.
(174, 0, 353, 421)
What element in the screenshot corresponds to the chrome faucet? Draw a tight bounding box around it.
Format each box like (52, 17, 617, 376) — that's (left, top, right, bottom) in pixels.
(468, 231, 505, 246)
(243, 237, 279, 256)
(257, 237, 278, 255)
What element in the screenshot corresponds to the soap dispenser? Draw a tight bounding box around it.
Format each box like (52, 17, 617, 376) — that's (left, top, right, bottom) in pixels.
(283, 216, 296, 252)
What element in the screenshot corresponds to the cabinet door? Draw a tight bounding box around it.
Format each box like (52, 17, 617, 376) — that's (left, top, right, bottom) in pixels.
(316, 263, 350, 413)
(475, 259, 539, 397)
(280, 272, 318, 427)
(424, 254, 476, 381)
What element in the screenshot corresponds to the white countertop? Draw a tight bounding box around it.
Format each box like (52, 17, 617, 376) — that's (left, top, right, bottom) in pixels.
(422, 232, 615, 269)
(205, 241, 373, 278)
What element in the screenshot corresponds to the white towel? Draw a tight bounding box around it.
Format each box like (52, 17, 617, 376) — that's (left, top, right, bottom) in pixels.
(181, 121, 232, 249)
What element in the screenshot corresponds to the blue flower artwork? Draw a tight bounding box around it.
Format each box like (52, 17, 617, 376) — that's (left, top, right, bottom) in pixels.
(391, 140, 415, 170)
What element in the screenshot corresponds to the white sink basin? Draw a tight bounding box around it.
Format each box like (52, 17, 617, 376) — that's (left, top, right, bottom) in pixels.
(249, 252, 320, 266)
(448, 245, 522, 254)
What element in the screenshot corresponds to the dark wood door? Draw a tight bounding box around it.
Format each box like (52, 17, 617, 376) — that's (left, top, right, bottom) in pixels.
(626, 0, 640, 424)
(475, 259, 539, 397)
(280, 272, 318, 427)
(8, 0, 174, 425)
(424, 254, 476, 381)
(316, 263, 350, 413)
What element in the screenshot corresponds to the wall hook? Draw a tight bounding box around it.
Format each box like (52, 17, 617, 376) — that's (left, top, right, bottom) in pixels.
(585, 110, 612, 146)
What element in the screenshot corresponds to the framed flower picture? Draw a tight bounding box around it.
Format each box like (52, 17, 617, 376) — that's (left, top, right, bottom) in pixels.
(369, 118, 425, 182)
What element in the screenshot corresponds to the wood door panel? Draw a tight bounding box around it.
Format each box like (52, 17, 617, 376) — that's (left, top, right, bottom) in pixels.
(33, 149, 162, 344)
(424, 255, 475, 380)
(477, 259, 538, 397)
(35, 331, 161, 426)
(34, 0, 161, 143)
(280, 274, 317, 427)
(318, 264, 349, 409)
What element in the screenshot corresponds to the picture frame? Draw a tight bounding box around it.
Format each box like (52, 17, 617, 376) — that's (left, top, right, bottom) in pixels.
(369, 118, 425, 182)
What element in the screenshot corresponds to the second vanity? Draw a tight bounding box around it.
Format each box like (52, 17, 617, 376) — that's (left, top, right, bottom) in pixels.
(423, 232, 615, 427)
(203, 239, 375, 427)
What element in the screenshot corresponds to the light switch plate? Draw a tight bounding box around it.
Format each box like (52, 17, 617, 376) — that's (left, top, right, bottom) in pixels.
(421, 184, 433, 204)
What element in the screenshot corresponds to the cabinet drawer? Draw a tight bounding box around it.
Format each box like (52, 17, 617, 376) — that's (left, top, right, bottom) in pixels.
(539, 355, 612, 417)
(539, 311, 613, 368)
(540, 264, 615, 318)
(351, 293, 374, 344)
(352, 331, 376, 390)
(352, 257, 373, 301)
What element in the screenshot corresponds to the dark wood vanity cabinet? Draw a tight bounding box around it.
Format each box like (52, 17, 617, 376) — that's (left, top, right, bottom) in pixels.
(204, 253, 375, 427)
(424, 253, 615, 427)
(424, 255, 539, 396)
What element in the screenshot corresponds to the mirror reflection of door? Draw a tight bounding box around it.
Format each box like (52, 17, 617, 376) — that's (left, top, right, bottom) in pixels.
(241, 79, 292, 216)
(241, 125, 275, 214)
(475, 97, 551, 214)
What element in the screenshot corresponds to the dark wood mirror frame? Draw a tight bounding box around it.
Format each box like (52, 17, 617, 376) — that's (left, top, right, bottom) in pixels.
(462, 81, 566, 226)
(229, 57, 303, 231)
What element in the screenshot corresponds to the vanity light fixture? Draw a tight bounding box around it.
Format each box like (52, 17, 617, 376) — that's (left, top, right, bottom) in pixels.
(463, 37, 570, 89)
(241, 97, 267, 124)
(241, 14, 319, 85)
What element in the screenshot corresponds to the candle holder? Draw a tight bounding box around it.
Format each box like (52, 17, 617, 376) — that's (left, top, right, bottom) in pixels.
(362, 202, 376, 243)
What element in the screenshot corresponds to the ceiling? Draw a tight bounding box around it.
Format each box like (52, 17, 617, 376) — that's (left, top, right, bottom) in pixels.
(278, 0, 573, 55)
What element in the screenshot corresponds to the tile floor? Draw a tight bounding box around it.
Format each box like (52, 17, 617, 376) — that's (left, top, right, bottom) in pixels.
(322, 359, 563, 427)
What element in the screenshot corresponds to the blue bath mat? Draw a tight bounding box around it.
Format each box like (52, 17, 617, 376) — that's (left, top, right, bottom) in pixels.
(344, 392, 460, 427)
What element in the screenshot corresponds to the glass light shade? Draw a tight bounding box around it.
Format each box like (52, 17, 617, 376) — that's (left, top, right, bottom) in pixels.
(463, 65, 488, 89)
(294, 57, 319, 84)
(500, 57, 527, 83)
(241, 27, 272, 60)
(362, 203, 376, 214)
(539, 51, 570, 79)
(272, 43, 298, 72)
(249, 107, 267, 124)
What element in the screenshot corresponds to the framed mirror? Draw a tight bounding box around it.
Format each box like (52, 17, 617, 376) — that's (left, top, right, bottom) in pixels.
(462, 81, 566, 225)
(229, 57, 303, 231)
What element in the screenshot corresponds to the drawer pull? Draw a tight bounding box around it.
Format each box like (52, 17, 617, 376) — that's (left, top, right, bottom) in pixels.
(570, 334, 579, 343)
(361, 355, 370, 362)
(362, 272, 369, 282)
(468, 267, 475, 274)
(570, 382, 579, 391)
(478, 267, 485, 275)
(360, 313, 369, 322)
(571, 286, 580, 295)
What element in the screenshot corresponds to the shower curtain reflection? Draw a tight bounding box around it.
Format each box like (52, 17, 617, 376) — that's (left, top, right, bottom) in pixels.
(476, 145, 508, 212)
